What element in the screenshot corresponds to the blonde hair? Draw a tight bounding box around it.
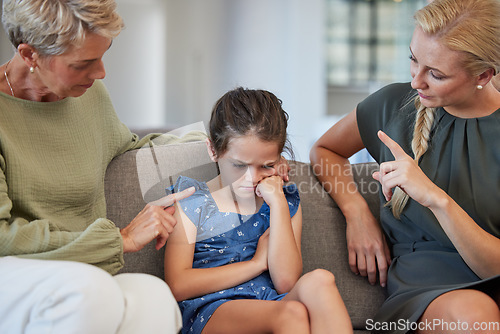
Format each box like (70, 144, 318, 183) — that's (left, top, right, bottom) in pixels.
(2, 0, 124, 56)
(388, 0, 500, 219)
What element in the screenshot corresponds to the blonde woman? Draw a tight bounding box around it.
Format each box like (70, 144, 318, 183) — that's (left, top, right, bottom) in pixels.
(0, 0, 200, 332)
(311, 0, 500, 332)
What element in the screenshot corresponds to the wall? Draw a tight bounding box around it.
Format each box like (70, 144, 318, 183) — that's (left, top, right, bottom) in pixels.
(0, 5, 13, 61)
(0, 0, 327, 162)
(162, 0, 326, 162)
(103, 0, 168, 129)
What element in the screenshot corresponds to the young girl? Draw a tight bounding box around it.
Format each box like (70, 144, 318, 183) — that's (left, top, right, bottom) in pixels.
(164, 88, 352, 334)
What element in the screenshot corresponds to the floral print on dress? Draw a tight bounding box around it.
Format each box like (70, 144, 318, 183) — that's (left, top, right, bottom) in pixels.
(172, 176, 300, 334)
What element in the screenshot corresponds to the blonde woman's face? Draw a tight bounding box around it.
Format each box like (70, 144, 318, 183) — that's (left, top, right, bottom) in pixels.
(35, 33, 111, 98)
(409, 27, 478, 117)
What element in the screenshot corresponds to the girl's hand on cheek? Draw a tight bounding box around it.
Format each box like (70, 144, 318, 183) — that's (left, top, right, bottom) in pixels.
(275, 156, 290, 182)
(256, 175, 285, 207)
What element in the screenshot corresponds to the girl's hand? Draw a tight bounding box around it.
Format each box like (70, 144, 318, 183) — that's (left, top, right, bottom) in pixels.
(120, 187, 195, 253)
(255, 175, 285, 207)
(275, 156, 290, 182)
(372, 131, 439, 208)
(252, 228, 270, 272)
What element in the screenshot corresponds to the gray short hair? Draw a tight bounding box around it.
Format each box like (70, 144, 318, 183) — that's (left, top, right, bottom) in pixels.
(2, 0, 124, 56)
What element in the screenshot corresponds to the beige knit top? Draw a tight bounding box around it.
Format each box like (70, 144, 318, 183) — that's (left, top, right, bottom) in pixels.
(0, 80, 203, 274)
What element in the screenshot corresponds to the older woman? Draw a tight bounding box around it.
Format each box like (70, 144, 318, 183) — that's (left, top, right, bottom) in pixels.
(311, 0, 500, 333)
(0, 0, 201, 333)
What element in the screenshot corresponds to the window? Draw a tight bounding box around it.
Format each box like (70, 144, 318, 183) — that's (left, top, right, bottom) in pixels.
(326, 0, 427, 87)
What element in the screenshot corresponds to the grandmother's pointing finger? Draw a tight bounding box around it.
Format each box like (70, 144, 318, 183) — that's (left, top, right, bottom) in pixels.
(149, 186, 196, 208)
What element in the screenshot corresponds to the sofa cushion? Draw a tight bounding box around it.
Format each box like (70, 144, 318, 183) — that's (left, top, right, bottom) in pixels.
(104, 141, 386, 330)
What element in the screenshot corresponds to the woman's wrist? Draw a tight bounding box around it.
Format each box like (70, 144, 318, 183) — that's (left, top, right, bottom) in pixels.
(340, 195, 371, 222)
(120, 231, 135, 253)
(427, 187, 451, 212)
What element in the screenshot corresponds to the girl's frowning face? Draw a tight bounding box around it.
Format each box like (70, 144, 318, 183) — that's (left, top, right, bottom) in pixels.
(214, 135, 281, 199)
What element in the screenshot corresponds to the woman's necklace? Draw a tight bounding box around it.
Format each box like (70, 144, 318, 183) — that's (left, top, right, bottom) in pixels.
(4, 60, 15, 97)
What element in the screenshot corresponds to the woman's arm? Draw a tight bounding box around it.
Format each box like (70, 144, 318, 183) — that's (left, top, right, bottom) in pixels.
(431, 195, 500, 278)
(310, 109, 391, 287)
(164, 201, 269, 302)
(375, 131, 500, 279)
(0, 159, 125, 274)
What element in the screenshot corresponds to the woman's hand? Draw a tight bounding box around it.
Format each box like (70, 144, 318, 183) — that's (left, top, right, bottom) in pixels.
(345, 208, 391, 287)
(372, 131, 440, 208)
(374, 131, 500, 279)
(120, 186, 195, 253)
(255, 175, 285, 207)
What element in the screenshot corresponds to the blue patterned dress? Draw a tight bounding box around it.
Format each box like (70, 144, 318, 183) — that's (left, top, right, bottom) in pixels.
(172, 176, 301, 334)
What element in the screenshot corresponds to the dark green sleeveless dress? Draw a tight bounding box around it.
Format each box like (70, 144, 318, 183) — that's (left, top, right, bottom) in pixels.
(356, 82, 500, 333)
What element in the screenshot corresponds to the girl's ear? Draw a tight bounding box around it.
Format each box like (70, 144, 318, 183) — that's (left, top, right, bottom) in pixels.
(206, 138, 218, 162)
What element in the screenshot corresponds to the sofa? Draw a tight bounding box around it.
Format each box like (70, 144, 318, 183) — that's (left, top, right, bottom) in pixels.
(104, 140, 386, 333)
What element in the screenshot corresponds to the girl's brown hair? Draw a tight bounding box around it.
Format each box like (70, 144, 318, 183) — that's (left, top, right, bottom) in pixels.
(209, 87, 293, 159)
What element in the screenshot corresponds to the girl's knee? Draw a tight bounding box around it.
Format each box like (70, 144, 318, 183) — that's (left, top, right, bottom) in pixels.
(307, 268, 336, 284)
(299, 269, 336, 292)
(277, 301, 309, 326)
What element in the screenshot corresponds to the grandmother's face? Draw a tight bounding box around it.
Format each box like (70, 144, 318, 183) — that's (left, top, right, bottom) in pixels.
(35, 33, 112, 98)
